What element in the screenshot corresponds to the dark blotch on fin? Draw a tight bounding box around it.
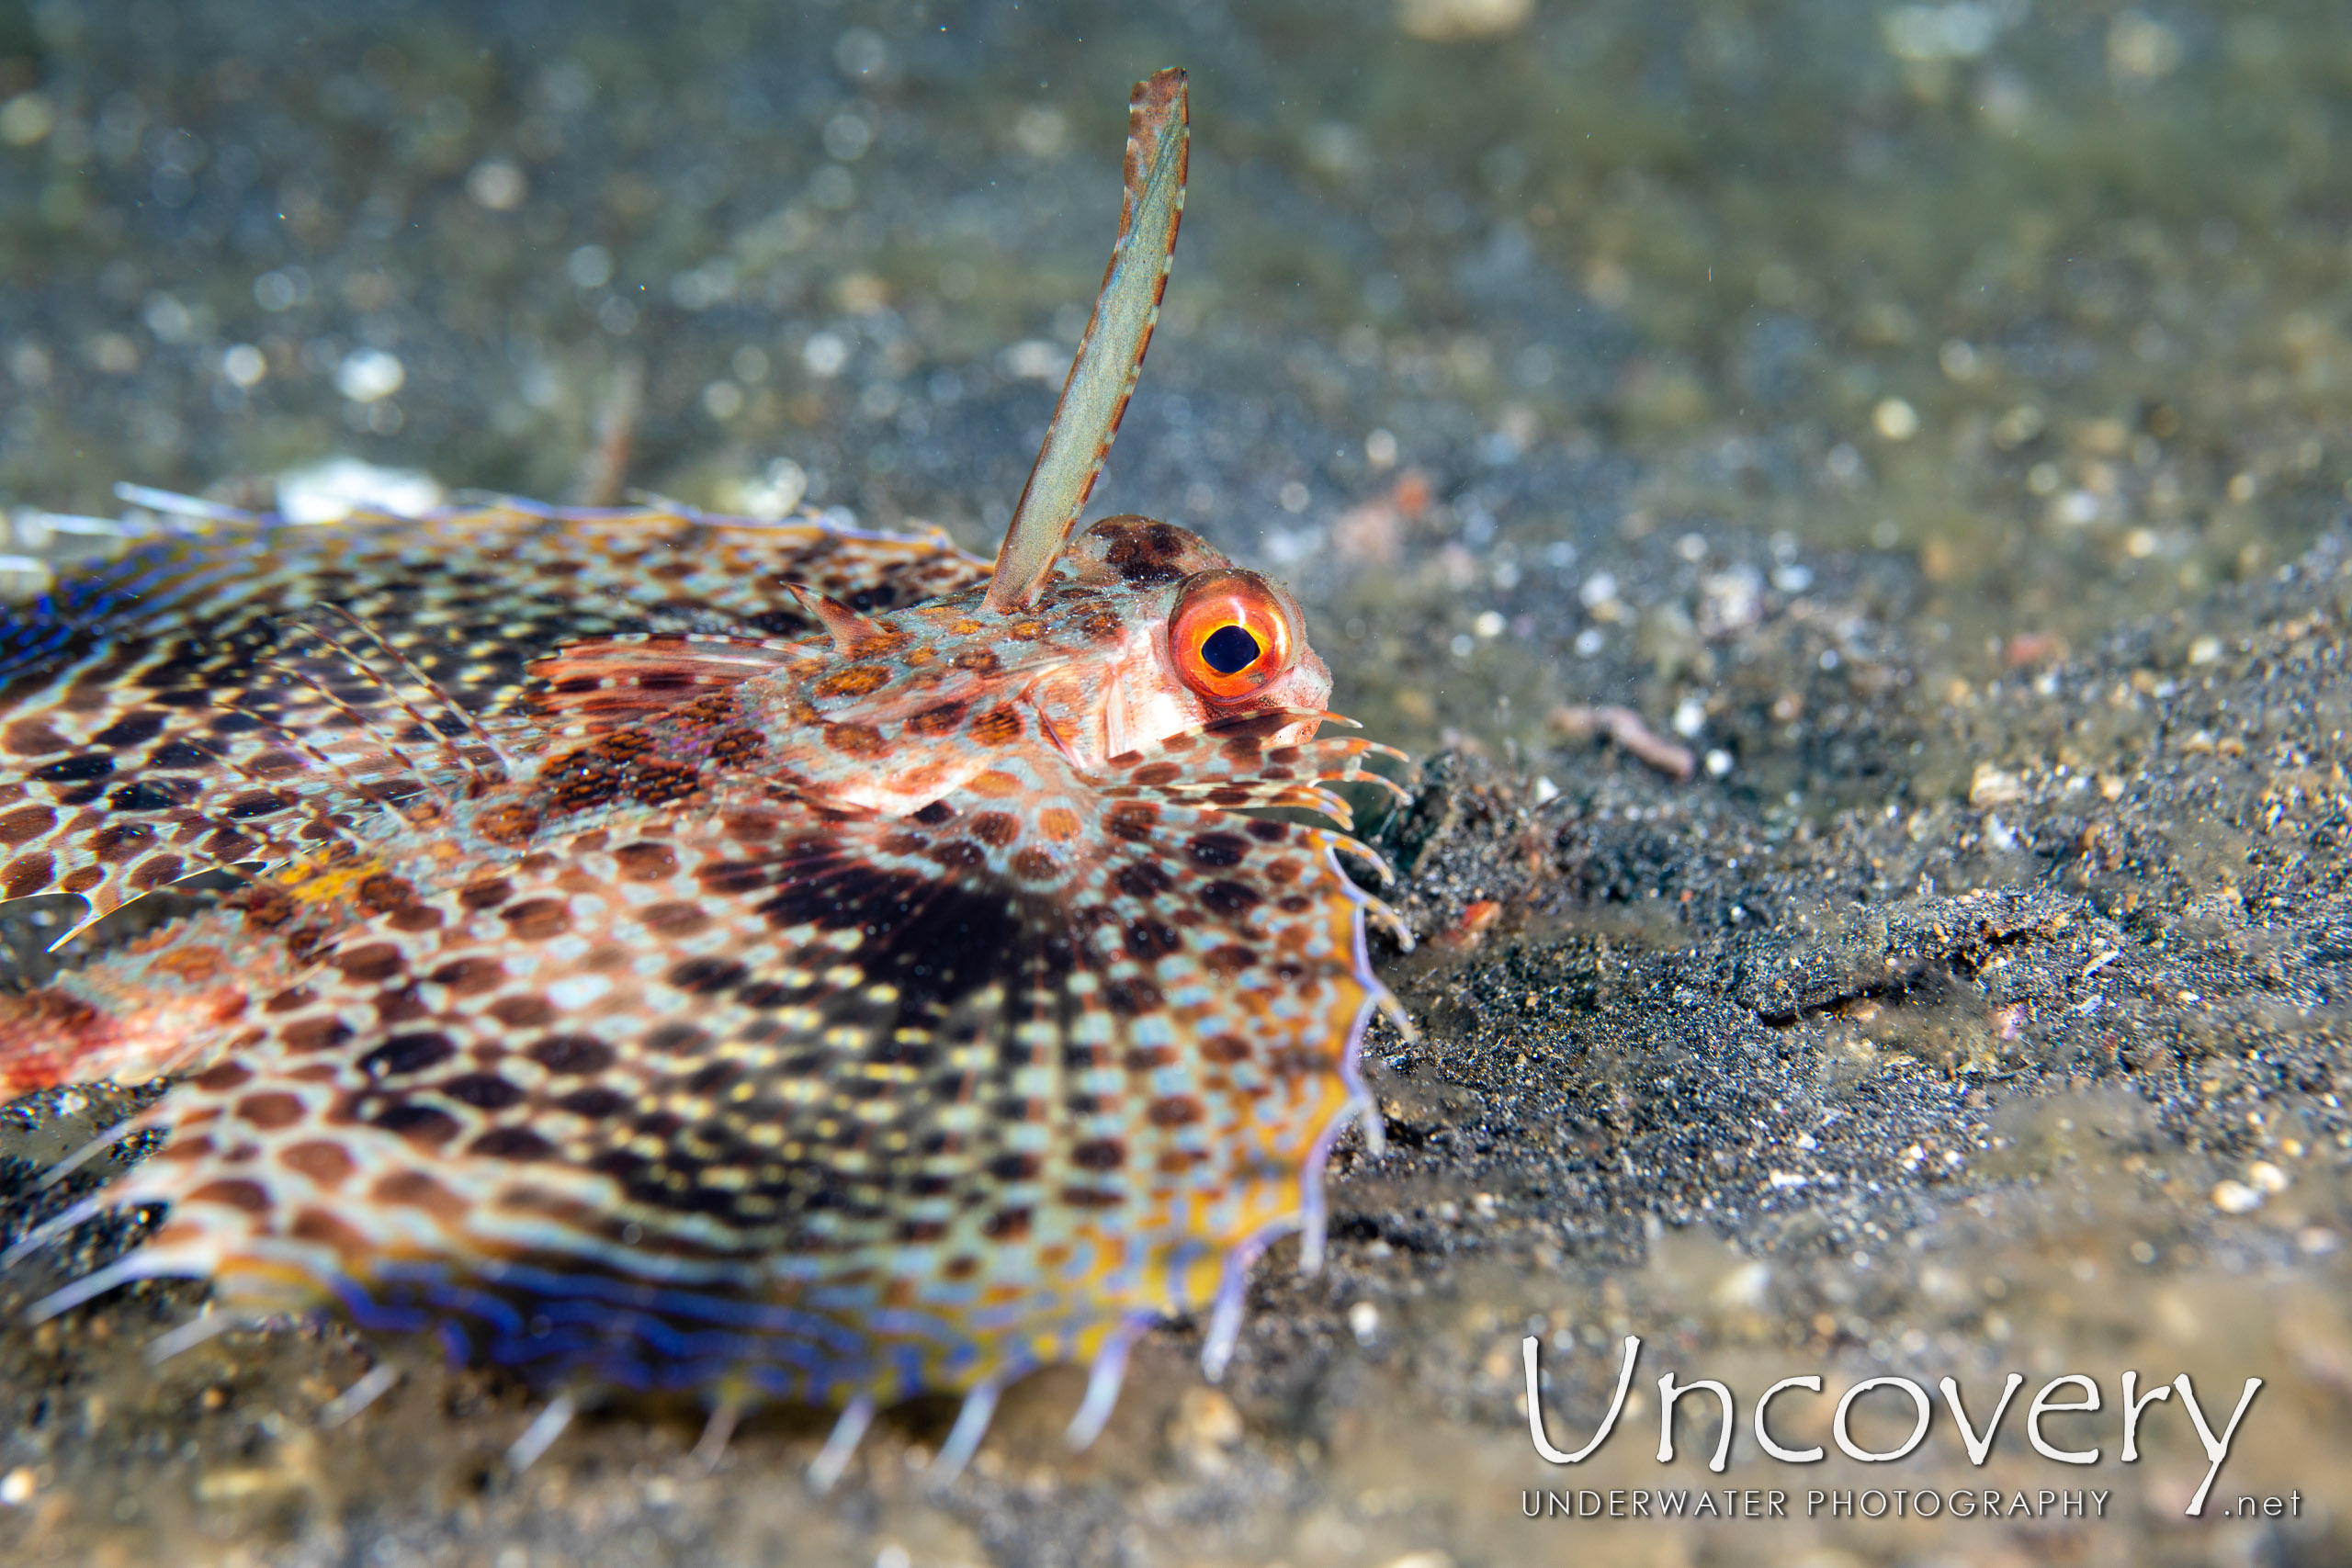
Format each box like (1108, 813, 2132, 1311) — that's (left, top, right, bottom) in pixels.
(361, 1032, 458, 1077)
(33, 754, 113, 784)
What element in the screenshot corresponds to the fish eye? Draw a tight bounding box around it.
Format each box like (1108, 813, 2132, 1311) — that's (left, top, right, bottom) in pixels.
(1168, 570, 1295, 701)
(1200, 623, 1261, 674)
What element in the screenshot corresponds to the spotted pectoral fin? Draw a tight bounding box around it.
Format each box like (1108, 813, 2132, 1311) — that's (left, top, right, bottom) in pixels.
(0, 701, 341, 930)
(0, 622, 470, 927)
(0, 493, 990, 924)
(660, 785, 1391, 1306)
(6, 501, 982, 773)
(0, 612, 524, 931)
(35, 498, 987, 663)
(58, 782, 1385, 1416)
(527, 632, 821, 738)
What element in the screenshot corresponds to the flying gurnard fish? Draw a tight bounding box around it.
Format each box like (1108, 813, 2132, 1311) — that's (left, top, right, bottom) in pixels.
(0, 67, 1408, 1486)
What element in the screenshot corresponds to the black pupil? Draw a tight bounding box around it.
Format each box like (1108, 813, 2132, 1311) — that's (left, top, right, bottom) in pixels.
(1200, 623, 1262, 676)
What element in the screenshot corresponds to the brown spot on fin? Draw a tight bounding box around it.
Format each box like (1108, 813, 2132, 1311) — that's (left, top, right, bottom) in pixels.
(528, 633, 818, 737)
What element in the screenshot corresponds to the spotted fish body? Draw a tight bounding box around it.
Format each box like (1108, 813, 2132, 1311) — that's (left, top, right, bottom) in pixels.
(0, 69, 1405, 1469)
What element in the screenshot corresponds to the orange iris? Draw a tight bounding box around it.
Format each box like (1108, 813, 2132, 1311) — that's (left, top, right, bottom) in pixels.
(1168, 570, 1295, 701)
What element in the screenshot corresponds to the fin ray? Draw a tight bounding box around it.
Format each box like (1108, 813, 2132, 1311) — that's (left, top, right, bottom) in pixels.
(987, 68, 1190, 611)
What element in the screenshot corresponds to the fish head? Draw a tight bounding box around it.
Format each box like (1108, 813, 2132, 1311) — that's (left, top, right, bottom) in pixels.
(1025, 515, 1331, 769)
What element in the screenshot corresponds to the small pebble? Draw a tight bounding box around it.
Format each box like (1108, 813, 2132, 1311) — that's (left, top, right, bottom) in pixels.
(1872, 397, 1920, 440)
(1396, 0, 1529, 40)
(0, 553, 53, 604)
(2211, 1179, 2262, 1214)
(1167, 1387, 1243, 1474)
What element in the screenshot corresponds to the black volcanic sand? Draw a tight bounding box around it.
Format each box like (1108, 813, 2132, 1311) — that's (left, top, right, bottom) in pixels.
(4, 1, 2352, 1563)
